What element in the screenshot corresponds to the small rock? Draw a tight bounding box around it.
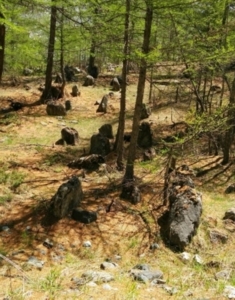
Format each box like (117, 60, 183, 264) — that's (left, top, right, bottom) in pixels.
(150, 278, 166, 286)
(83, 241, 92, 248)
(224, 285, 235, 299)
(133, 264, 150, 271)
(150, 243, 160, 250)
(131, 270, 163, 283)
(194, 254, 203, 265)
(43, 238, 53, 249)
(82, 270, 114, 283)
(1, 226, 10, 232)
(215, 269, 231, 280)
(100, 261, 119, 270)
(27, 256, 44, 269)
(179, 252, 191, 263)
(113, 255, 122, 261)
(40, 122, 47, 126)
(163, 285, 178, 295)
(86, 281, 97, 287)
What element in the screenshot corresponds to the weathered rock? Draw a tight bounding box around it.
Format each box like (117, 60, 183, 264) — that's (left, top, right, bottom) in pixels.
(96, 95, 109, 113)
(99, 124, 114, 139)
(225, 184, 235, 194)
(82, 270, 114, 283)
(215, 269, 231, 280)
(50, 176, 83, 219)
(54, 73, 62, 83)
(209, 230, 228, 244)
(61, 127, 79, 145)
(137, 122, 153, 148)
(83, 241, 92, 248)
(83, 75, 95, 86)
(120, 179, 141, 204)
(133, 264, 150, 271)
(100, 262, 119, 270)
(179, 252, 191, 263)
(71, 209, 97, 224)
(167, 165, 202, 250)
(46, 101, 66, 116)
(23, 68, 34, 76)
(223, 208, 235, 221)
(110, 77, 120, 91)
(71, 85, 80, 97)
(224, 285, 235, 299)
(143, 147, 156, 161)
(90, 133, 111, 156)
(141, 103, 151, 120)
(131, 269, 163, 283)
(68, 154, 105, 171)
(64, 65, 75, 81)
(88, 65, 99, 79)
(27, 256, 44, 269)
(65, 100, 72, 111)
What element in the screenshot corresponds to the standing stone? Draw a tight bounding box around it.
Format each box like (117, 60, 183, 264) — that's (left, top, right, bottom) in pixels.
(65, 100, 72, 111)
(141, 103, 151, 120)
(46, 101, 66, 116)
(50, 176, 83, 219)
(167, 165, 202, 250)
(137, 122, 152, 148)
(54, 73, 63, 83)
(99, 124, 114, 139)
(96, 95, 109, 113)
(90, 133, 111, 156)
(71, 85, 80, 97)
(83, 75, 95, 86)
(110, 77, 120, 91)
(61, 127, 79, 145)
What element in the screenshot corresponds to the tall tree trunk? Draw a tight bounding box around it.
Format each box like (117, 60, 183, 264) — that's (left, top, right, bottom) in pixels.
(116, 0, 130, 171)
(40, 2, 57, 103)
(88, 40, 96, 71)
(0, 13, 5, 83)
(222, 75, 235, 164)
(59, 7, 65, 96)
(121, 3, 153, 201)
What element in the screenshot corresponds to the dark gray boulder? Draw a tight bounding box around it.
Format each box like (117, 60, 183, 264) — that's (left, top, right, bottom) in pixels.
(141, 103, 151, 120)
(223, 208, 235, 221)
(83, 75, 95, 86)
(71, 84, 80, 97)
(99, 124, 114, 139)
(71, 209, 97, 224)
(167, 165, 202, 250)
(68, 154, 105, 171)
(61, 127, 79, 145)
(137, 122, 152, 148)
(110, 77, 120, 91)
(50, 176, 83, 219)
(96, 95, 109, 113)
(89, 133, 111, 156)
(225, 184, 235, 194)
(46, 101, 66, 116)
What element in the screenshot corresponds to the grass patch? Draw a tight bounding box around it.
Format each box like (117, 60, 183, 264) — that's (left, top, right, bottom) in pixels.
(0, 167, 26, 189)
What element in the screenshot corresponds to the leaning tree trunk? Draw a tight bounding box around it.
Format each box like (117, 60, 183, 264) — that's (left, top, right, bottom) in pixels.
(40, 2, 57, 103)
(0, 13, 5, 83)
(121, 4, 153, 201)
(116, 0, 130, 171)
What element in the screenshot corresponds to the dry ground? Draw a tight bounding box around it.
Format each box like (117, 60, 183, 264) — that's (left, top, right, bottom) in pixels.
(0, 75, 235, 299)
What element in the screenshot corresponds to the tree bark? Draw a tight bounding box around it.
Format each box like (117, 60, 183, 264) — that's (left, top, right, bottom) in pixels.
(121, 3, 153, 200)
(0, 13, 5, 83)
(222, 75, 235, 164)
(40, 2, 57, 103)
(116, 0, 130, 171)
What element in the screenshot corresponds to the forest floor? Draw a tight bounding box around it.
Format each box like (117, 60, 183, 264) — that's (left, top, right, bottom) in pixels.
(0, 74, 235, 300)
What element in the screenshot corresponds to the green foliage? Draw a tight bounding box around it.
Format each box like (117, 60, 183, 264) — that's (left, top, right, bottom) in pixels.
(0, 165, 26, 189)
(0, 193, 13, 204)
(36, 268, 62, 298)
